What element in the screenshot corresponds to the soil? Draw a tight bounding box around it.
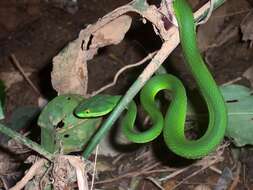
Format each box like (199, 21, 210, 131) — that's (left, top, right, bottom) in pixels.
(0, 0, 253, 189)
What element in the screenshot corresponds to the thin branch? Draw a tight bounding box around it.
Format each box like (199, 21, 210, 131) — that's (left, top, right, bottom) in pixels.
(90, 145, 99, 190)
(94, 165, 174, 185)
(197, 0, 215, 25)
(93, 143, 226, 186)
(10, 159, 48, 190)
(9, 54, 41, 96)
(170, 143, 228, 190)
(222, 77, 242, 86)
(90, 51, 157, 96)
(158, 167, 190, 182)
(145, 177, 164, 190)
(0, 123, 54, 161)
(229, 162, 241, 190)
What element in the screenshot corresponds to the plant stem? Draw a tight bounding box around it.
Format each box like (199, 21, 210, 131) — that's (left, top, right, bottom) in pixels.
(0, 123, 54, 161)
(0, 80, 5, 120)
(83, 0, 226, 158)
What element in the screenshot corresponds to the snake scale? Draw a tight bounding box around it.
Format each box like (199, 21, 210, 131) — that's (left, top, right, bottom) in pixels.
(75, 0, 227, 159)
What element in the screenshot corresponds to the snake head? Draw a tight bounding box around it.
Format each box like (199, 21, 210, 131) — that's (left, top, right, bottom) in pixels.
(74, 95, 121, 118)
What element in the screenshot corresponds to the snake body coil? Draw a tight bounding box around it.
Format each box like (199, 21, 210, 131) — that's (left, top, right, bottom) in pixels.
(75, 0, 227, 159)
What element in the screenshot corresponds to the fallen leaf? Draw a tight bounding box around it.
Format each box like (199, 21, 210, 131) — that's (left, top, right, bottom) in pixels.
(51, 38, 88, 96)
(221, 85, 253, 146)
(91, 15, 132, 48)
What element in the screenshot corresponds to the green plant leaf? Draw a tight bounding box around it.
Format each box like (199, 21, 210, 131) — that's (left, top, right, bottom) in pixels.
(186, 84, 253, 147)
(220, 84, 253, 147)
(38, 94, 101, 154)
(0, 80, 6, 120)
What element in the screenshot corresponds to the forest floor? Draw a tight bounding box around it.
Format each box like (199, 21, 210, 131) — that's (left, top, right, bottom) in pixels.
(0, 0, 253, 189)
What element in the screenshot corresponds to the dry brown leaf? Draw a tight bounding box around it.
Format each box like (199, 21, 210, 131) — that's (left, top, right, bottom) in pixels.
(194, 184, 212, 190)
(91, 15, 132, 48)
(163, 180, 177, 190)
(51, 38, 88, 96)
(51, 15, 132, 97)
(241, 11, 253, 43)
(50, 0, 176, 97)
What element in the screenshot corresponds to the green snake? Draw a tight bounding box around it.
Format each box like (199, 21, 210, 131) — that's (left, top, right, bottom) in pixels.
(75, 0, 227, 159)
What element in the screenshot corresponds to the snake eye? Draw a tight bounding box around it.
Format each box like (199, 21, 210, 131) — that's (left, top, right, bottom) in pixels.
(85, 109, 90, 114)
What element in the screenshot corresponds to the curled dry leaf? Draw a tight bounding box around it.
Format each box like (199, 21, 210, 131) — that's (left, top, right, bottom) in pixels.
(51, 38, 89, 96)
(51, 15, 132, 97)
(91, 15, 132, 48)
(51, 0, 172, 97)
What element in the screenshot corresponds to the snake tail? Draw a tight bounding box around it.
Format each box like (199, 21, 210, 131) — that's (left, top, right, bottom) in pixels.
(162, 0, 227, 158)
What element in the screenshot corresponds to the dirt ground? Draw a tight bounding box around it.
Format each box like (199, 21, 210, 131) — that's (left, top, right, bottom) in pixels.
(0, 0, 253, 189)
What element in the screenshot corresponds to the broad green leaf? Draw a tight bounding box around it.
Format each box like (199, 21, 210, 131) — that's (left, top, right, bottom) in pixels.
(186, 84, 253, 147)
(0, 80, 5, 120)
(220, 84, 253, 147)
(38, 94, 101, 154)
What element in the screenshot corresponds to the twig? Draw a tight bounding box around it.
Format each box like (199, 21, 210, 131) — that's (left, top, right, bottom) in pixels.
(135, 149, 151, 161)
(94, 147, 225, 186)
(142, 162, 161, 172)
(229, 162, 241, 190)
(145, 177, 164, 190)
(171, 158, 221, 190)
(95, 165, 175, 185)
(65, 156, 89, 190)
(0, 123, 54, 161)
(158, 143, 228, 188)
(90, 51, 157, 96)
(243, 163, 246, 186)
(40, 164, 53, 190)
(198, 0, 215, 25)
(159, 167, 190, 182)
(112, 154, 125, 165)
(170, 143, 227, 190)
(209, 166, 222, 174)
(90, 145, 99, 190)
(222, 77, 242, 86)
(10, 158, 48, 190)
(10, 54, 41, 96)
